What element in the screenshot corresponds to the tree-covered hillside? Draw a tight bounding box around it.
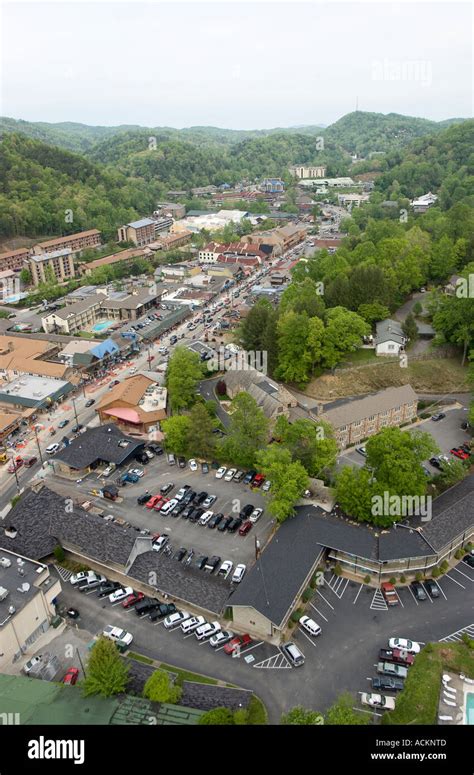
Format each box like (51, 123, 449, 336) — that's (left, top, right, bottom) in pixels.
(0, 133, 160, 239)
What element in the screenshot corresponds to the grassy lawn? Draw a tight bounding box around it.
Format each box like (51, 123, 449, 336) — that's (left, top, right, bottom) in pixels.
(382, 641, 474, 725)
(246, 695, 268, 725)
(339, 348, 379, 366)
(305, 357, 469, 400)
(128, 652, 154, 665)
(159, 663, 218, 685)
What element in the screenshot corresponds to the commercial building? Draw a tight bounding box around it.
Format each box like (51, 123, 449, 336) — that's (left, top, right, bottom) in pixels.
(289, 165, 326, 179)
(33, 229, 102, 257)
(117, 218, 156, 247)
(154, 202, 186, 219)
(241, 223, 307, 254)
(260, 178, 285, 194)
(0, 247, 30, 272)
(157, 263, 201, 282)
(171, 210, 249, 234)
(319, 384, 418, 448)
(0, 549, 61, 671)
(337, 193, 370, 208)
(42, 288, 160, 334)
(79, 247, 151, 276)
(223, 367, 297, 421)
(411, 192, 438, 214)
(0, 336, 74, 383)
(51, 423, 145, 479)
(28, 249, 76, 286)
(96, 375, 167, 433)
(0, 374, 74, 411)
(299, 177, 355, 188)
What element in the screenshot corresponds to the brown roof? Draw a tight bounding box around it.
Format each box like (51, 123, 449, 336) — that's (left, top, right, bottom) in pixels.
(97, 375, 155, 410)
(36, 230, 101, 250)
(0, 336, 71, 379)
(0, 247, 30, 260)
(81, 248, 148, 271)
(320, 385, 418, 429)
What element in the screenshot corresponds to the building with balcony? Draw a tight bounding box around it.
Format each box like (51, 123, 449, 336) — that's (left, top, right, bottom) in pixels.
(28, 249, 76, 286)
(117, 218, 156, 247)
(289, 164, 326, 179)
(0, 247, 30, 272)
(33, 229, 101, 257)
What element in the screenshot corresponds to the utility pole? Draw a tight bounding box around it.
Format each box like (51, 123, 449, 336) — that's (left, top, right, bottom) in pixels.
(76, 646, 86, 679)
(10, 453, 21, 494)
(33, 424, 44, 465)
(71, 396, 79, 427)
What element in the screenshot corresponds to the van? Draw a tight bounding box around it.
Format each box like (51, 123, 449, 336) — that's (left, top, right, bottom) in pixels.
(282, 642, 305, 667)
(167, 453, 176, 466)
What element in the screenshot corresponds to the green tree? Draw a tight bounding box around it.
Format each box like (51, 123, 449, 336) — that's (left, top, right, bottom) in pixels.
(82, 637, 129, 698)
(281, 706, 323, 725)
(274, 416, 337, 477)
(256, 446, 308, 523)
(280, 278, 325, 319)
(143, 670, 182, 704)
(198, 707, 235, 725)
(276, 311, 323, 384)
(324, 693, 369, 725)
(321, 307, 370, 370)
(357, 302, 390, 326)
(161, 415, 192, 456)
(20, 268, 32, 286)
(187, 402, 216, 459)
(439, 458, 468, 486)
(335, 466, 376, 523)
(166, 347, 204, 412)
(402, 312, 418, 342)
(219, 392, 269, 468)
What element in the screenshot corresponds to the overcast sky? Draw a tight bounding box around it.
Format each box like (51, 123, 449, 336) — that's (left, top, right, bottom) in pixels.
(1, 1, 472, 128)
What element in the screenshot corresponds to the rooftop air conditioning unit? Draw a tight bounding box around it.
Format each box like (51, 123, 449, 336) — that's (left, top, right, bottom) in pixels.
(0, 557, 12, 568)
(0, 587, 9, 602)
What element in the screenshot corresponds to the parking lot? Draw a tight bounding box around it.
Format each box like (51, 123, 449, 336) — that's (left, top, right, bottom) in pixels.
(51, 456, 274, 569)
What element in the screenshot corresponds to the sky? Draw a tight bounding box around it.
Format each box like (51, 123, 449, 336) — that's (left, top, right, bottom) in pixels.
(0, 0, 472, 129)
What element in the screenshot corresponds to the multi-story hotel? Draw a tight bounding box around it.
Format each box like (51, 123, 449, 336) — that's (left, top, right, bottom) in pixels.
(117, 218, 156, 247)
(33, 229, 102, 256)
(28, 249, 76, 286)
(288, 164, 327, 179)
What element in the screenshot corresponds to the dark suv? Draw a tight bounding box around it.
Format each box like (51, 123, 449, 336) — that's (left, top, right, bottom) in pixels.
(218, 515, 233, 532)
(148, 603, 177, 622)
(227, 517, 243, 533)
(410, 581, 427, 601)
(243, 470, 256, 484)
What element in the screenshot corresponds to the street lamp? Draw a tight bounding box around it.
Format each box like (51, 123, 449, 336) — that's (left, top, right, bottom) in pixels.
(9, 452, 21, 494)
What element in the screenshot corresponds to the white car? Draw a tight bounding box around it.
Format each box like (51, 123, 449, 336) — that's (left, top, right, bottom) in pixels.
(181, 615, 206, 634)
(70, 570, 98, 586)
(356, 446, 367, 456)
(224, 468, 237, 481)
(249, 507, 263, 524)
(217, 560, 233, 579)
(209, 630, 234, 648)
(102, 625, 133, 646)
(299, 615, 322, 637)
(164, 610, 190, 629)
(388, 638, 421, 654)
(46, 443, 60, 455)
(361, 693, 396, 710)
(189, 459, 198, 471)
(23, 655, 43, 675)
(202, 494, 217, 509)
(262, 480, 271, 492)
(232, 564, 246, 584)
(144, 449, 154, 459)
(199, 510, 214, 526)
(152, 535, 169, 552)
(128, 468, 144, 478)
(215, 466, 227, 479)
(195, 621, 221, 641)
(160, 498, 178, 515)
(175, 487, 189, 502)
(108, 586, 134, 603)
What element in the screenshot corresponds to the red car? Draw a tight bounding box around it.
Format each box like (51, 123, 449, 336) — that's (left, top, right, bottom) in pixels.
(223, 634, 252, 655)
(252, 474, 265, 487)
(62, 667, 79, 686)
(146, 495, 161, 509)
(122, 592, 145, 609)
(238, 520, 252, 536)
(450, 448, 469, 460)
(378, 648, 414, 666)
(8, 457, 23, 474)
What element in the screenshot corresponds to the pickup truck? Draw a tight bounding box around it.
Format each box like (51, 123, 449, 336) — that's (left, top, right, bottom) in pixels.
(381, 582, 399, 606)
(378, 648, 414, 667)
(377, 661, 408, 679)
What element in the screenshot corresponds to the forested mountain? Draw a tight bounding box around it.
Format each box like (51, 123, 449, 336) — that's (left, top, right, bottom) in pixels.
(374, 120, 474, 201)
(0, 133, 160, 238)
(323, 111, 466, 156)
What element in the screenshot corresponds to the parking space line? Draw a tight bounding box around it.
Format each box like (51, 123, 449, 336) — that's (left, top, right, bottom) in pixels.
(394, 589, 404, 608)
(309, 602, 329, 622)
(316, 589, 335, 610)
(353, 706, 382, 718)
(421, 583, 433, 603)
(370, 589, 388, 610)
(439, 623, 474, 643)
(434, 581, 448, 601)
(238, 641, 264, 656)
(406, 585, 419, 606)
(353, 584, 363, 604)
(444, 573, 466, 589)
(452, 566, 474, 582)
(297, 628, 318, 649)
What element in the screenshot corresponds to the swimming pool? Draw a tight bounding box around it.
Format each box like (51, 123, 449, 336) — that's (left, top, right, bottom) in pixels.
(91, 320, 115, 333)
(466, 693, 474, 725)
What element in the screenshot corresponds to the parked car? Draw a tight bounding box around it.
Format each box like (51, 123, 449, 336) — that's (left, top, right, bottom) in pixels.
(201, 462, 209, 474)
(281, 642, 305, 667)
(189, 507, 204, 523)
(299, 615, 322, 637)
(195, 491, 208, 505)
(410, 581, 427, 601)
(149, 603, 177, 622)
(178, 456, 187, 468)
(356, 446, 367, 456)
(152, 535, 169, 552)
(232, 563, 246, 583)
(388, 638, 421, 654)
(243, 470, 256, 484)
(463, 554, 474, 568)
(128, 468, 144, 478)
(429, 456, 443, 469)
(135, 598, 160, 617)
(71, 424, 84, 434)
(210, 630, 234, 648)
(58, 419, 69, 429)
(424, 579, 440, 598)
(451, 447, 469, 460)
(431, 413, 446, 421)
(204, 555, 221, 573)
(135, 452, 149, 465)
(122, 592, 145, 609)
(224, 468, 237, 481)
(262, 480, 271, 492)
(252, 473, 265, 488)
(145, 495, 161, 509)
(381, 582, 399, 606)
(160, 482, 174, 496)
(195, 621, 221, 641)
(78, 574, 106, 591)
(189, 459, 198, 472)
(208, 512, 224, 529)
(167, 453, 176, 466)
(227, 517, 243, 533)
(160, 498, 178, 515)
(181, 615, 206, 634)
(371, 676, 405, 692)
(97, 581, 120, 598)
(249, 507, 263, 524)
(223, 633, 252, 655)
(143, 449, 154, 460)
(103, 625, 133, 646)
(238, 520, 252, 536)
(377, 662, 408, 679)
(121, 471, 139, 484)
(218, 515, 233, 532)
(202, 494, 217, 509)
(23, 656, 43, 675)
(174, 547, 187, 562)
(240, 504, 254, 519)
(218, 560, 233, 578)
(108, 586, 134, 604)
(62, 667, 80, 686)
(195, 555, 208, 570)
(233, 470, 244, 482)
(361, 693, 396, 710)
(137, 493, 151, 505)
(215, 466, 227, 479)
(46, 443, 60, 455)
(379, 648, 414, 666)
(164, 610, 190, 629)
(70, 570, 100, 587)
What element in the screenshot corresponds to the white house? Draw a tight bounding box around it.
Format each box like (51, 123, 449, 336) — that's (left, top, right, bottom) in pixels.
(411, 192, 438, 214)
(375, 319, 407, 356)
